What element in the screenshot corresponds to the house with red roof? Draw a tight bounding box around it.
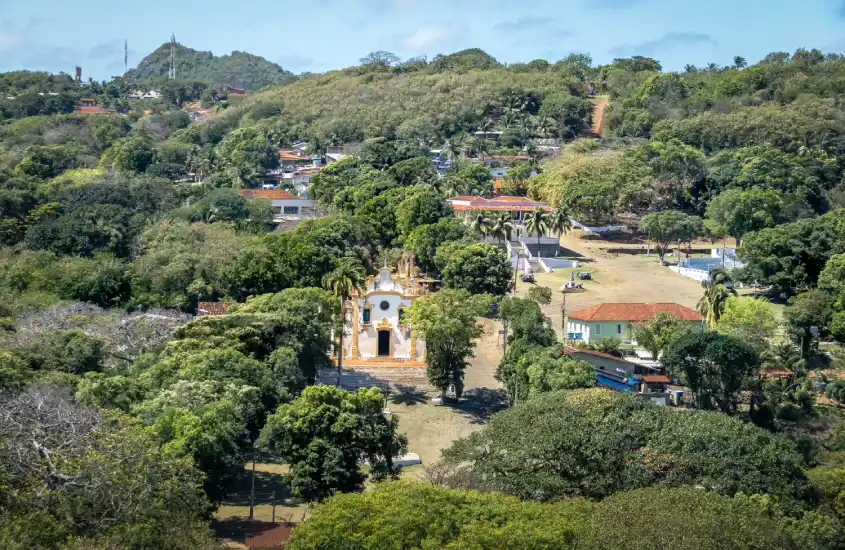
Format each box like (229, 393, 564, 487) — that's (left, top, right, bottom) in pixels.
(238, 188, 318, 221)
(566, 303, 703, 345)
(448, 195, 551, 223)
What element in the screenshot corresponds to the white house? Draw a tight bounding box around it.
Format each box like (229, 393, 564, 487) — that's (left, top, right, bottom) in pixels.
(237, 188, 318, 221)
(142, 90, 162, 99)
(341, 258, 432, 364)
(129, 90, 145, 99)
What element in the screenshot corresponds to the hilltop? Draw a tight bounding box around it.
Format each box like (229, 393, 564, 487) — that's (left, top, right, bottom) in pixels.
(124, 42, 296, 91)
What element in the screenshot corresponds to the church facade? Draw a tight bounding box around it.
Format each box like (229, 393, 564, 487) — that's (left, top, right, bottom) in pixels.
(341, 257, 430, 364)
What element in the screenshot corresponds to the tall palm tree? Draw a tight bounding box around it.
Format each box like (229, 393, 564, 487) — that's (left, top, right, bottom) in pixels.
(525, 142, 540, 169)
(470, 214, 492, 236)
(537, 116, 555, 138)
(697, 273, 737, 329)
(524, 208, 550, 260)
(706, 62, 719, 73)
(733, 56, 747, 69)
(322, 259, 367, 385)
(684, 64, 698, 73)
(550, 208, 571, 256)
(489, 214, 514, 246)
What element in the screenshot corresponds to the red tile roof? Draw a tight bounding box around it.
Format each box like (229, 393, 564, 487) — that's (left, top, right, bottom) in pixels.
(238, 189, 299, 200)
(279, 152, 303, 161)
(567, 303, 702, 322)
(196, 301, 234, 316)
(245, 523, 293, 549)
(72, 105, 114, 115)
(562, 346, 635, 365)
(642, 375, 672, 384)
(449, 195, 549, 212)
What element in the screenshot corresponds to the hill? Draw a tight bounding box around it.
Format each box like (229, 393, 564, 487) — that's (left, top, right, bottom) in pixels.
(190, 60, 588, 147)
(124, 42, 296, 91)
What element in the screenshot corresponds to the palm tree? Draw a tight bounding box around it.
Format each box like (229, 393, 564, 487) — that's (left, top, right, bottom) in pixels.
(524, 208, 550, 260)
(697, 272, 737, 329)
(550, 208, 571, 256)
(733, 56, 747, 69)
(470, 214, 492, 236)
(525, 142, 540, 169)
(489, 214, 514, 246)
(684, 64, 697, 73)
(706, 62, 719, 73)
(322, 259, 367, 385)
(537, 116, 555, 138)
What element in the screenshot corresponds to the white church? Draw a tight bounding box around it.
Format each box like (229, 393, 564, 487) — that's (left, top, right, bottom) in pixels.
(341, 255, 432, 365)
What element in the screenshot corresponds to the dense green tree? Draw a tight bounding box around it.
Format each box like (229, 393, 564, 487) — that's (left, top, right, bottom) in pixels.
(408, 289, 489, 398)
(404, 218, 469, 275)
(286, 482, 804, 550)
(214, 127, 277, 184)
(258, 385, 407, 502)
(632, 312, 693, 360)
(706, 188, 794, 246)
(716, 296, 779, 351)
(15, 144, 80, 179)
(54, 254, 131, 307)
(393, 184, 451, 239)
(104, 137, 155, 173)
(439, 243, 512, 295)
(438, 389, 807, 501)
(538, 93, 593, 138)
(662, 331, 759, 413)
(640, 210, 702, 264)
(739, 210, 845, 292)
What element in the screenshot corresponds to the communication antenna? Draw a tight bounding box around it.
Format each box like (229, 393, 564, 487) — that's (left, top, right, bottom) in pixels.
(124, 39, 128, 74)
(168, 33, 176, 80)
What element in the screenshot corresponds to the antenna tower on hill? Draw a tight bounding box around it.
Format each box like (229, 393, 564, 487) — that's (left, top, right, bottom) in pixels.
(168, 33, 176, 80)
(124, 39, 128, 74)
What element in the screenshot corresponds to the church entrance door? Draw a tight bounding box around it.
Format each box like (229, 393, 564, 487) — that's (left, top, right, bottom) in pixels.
(377, 330, 391, 357)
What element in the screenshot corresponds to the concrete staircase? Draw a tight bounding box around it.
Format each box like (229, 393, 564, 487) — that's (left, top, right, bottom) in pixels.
(318, 366, 434, 393)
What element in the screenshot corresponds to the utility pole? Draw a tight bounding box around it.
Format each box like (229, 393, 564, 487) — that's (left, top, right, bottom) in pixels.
(502, 319, 509, 356)
(168, 33, 176, 80)
(248, 454, 256, 520)
(271, 491, 276, 524)
(561, 288, 568, 341)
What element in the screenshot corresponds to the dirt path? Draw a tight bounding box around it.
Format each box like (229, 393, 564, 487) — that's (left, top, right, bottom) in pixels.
(588, 95, 610, 137)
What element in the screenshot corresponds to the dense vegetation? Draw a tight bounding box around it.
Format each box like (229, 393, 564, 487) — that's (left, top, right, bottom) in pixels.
(3, 45, 845, 548)
(125, 42, 296, 91)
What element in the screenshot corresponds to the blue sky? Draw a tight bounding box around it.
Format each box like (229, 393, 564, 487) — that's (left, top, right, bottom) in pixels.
(1, 0, 845, 80)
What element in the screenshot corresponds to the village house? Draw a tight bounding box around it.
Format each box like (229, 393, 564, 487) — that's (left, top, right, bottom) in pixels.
(237, 188, 318, 221)
(341, 255, 434, 365)
(566, 303, 703, 345)
(563, 346, 672, 405)
(448, 195, 549, 224)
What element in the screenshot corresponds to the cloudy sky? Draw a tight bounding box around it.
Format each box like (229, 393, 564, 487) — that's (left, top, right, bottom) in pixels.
(1, 0, 844, 80)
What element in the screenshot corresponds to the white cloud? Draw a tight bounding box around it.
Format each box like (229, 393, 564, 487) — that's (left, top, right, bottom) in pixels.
(404, 24, 457, 50)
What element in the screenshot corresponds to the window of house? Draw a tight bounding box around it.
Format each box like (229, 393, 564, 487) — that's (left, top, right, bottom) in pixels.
(379, 300, 390, 311)
(362, 307, 371, 324)
(398, 307, 406, 325)
(617, 324, 622, 335)
(283, 206, 299, 215)
(595, 324, 601, 336)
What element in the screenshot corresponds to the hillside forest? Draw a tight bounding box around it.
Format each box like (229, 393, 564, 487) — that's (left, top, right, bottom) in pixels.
(0, 46, 845, 549)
